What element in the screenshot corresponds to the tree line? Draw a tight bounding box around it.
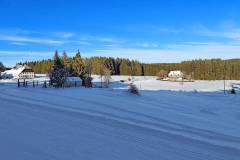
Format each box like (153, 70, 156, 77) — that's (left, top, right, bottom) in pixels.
(0, 62, 5, 72)
(16, 51, 240, 80)
(48, 50, 112, 88)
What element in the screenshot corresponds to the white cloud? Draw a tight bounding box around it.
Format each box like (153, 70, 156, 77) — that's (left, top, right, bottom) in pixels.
(192, 23, 240, 40)
(80, 34, 124, 44)
(125, 25, 181, 34)
(156, 27, 180, 33)
(0, 28, 95, 46)
(71, 40, 92, 46)
(10, 42, 28, 46)
(0, 50, 55, 67)
(1, 42, 240, 67)
(54, 32, 75, 38)
(0, 34, 65, 45)
(0, 28, 38, 35)
(0, 50, 53, 57)
(0, 33, 94, 46)
(135, 43, 159, 48)
(84, 42, 240, 63)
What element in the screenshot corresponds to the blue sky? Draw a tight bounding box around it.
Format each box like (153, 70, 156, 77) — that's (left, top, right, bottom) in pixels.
(1, 0, 240, 66)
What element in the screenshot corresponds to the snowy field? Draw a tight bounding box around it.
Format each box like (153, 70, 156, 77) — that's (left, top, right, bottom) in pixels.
(108, 75, 240, 92)
(1, 76, 240, 160)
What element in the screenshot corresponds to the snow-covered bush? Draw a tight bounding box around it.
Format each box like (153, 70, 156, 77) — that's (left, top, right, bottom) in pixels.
(230, 88, 236, 94)
(128, 83, 139, 95)
(84, 76, 93, 88)
(229, 84, 236, 94)
(49, 68, 69, 88)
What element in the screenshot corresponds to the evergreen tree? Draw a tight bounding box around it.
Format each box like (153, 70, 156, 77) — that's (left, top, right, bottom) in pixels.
(21, 53, 240, 80)
(62, 51, 73, 75)
(72, 50, 85, 79)
(104, 58, 116, 75)
(0, 62, 5, 72)
(50, 51, 68, 87)
(52, 50, 63, 70)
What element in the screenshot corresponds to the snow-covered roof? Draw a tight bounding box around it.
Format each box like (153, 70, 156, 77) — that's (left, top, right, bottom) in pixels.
(66, 77, 82, 82)
(168, 70, 183, 77)
(1, 65, 33, 78)
(2, 67, 25, 77)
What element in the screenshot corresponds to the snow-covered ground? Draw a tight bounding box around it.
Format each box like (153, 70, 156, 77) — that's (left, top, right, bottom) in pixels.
(108, 75, 240, 92)
(1, 76, 240, 160)
(1, 75, 238, 92)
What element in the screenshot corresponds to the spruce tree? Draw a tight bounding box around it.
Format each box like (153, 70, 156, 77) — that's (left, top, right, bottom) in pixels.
(50, 50, 68, 87)
(0, 62, 5, 72)
(62, 51, 73, 75)
(52, 50, 63, 70)
(72, 50, 85, 79)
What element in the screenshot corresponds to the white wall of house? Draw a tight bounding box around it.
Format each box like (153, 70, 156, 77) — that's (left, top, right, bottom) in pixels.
(168, 71, 183, 78)
(19, 72, 35, 79)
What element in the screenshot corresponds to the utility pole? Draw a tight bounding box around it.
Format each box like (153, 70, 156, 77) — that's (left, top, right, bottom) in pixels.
(224, 61, 227, 94)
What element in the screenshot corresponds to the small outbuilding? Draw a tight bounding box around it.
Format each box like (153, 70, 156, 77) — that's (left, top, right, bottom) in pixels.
(64, 77, 82, 87)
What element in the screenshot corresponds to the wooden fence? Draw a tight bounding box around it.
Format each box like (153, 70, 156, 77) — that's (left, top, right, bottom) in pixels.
(17, 79, 83, 88)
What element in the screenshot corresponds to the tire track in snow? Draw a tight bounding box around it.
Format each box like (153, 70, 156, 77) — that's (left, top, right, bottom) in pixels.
(1, 88, 240, 150)
(1, 95, 240, 160)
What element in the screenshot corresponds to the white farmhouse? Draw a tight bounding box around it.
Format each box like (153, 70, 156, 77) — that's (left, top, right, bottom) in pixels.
(1, 65, 35, 79)
(168, 70, 184, 81)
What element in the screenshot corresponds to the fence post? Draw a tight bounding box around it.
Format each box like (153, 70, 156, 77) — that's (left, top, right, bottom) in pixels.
(44, 81, 47, 88)
(33, 81, 35, 88)
(37, 81, 38, 86)
(26, 81, 28, 87)
(75, 81, 77, 87)
(23, 79, 25, 87)
(18, 79, 20, 87)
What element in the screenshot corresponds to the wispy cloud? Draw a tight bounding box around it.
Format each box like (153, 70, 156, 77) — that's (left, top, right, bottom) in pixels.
(80, 34, 125, 44)
(10, 42, 28, 46)
(1, 41, 240, 67)
(0, 34, 65, 45)
(2, 24, 240, 67)
(192, 23, 240, 40)
(0, 50, 54, 57)
(156, 27, 180, 33)
(0, 28, 39, 35)
(84, 42, 240, 63)
(125, 25, 181, 34)
(53, 32, 75, 38)
(135, 42, 159, 48)
(0, 28, 123, 47)
(0, 50, 55, 67)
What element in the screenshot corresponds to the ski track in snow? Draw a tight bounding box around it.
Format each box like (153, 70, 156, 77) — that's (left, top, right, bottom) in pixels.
(1, 79, 240, 160)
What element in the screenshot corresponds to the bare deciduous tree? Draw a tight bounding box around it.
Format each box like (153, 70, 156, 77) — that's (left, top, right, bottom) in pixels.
(103, 68, 111, 88)
(156, 70, 168, 80)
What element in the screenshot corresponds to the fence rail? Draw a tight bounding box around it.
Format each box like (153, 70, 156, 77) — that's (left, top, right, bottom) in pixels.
(17, 79, 83, 88)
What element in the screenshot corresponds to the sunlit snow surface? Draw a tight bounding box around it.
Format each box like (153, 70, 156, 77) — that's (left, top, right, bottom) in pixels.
(1, 76, 240, 160)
